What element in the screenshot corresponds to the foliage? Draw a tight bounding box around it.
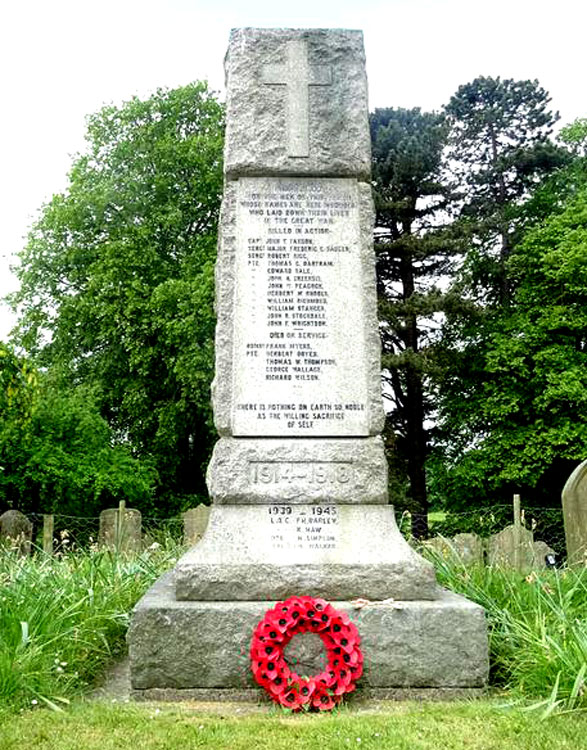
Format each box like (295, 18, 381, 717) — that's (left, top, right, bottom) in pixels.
(0, 541, 182, 713)
(444, 76, 566, 302)
(0, 344, 156, 516)
(370, 107, 456, 535)
(428, 551, 587, 715)
(434, 83, 577, 511)
(435, 178, 587, 509)
(11, 83, 224, 511)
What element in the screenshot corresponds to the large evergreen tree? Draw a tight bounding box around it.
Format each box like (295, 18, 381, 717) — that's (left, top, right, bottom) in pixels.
(370, 108, 457, 537)
(444, 76, 566, 303)
(435, 95, 582, 511)
(11, 83, 224, 512)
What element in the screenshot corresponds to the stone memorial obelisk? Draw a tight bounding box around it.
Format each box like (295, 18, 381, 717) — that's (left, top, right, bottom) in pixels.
(128, 28, 488, 698)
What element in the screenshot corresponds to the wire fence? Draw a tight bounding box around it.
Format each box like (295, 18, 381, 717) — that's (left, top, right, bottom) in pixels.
(0, 501, 572, 563)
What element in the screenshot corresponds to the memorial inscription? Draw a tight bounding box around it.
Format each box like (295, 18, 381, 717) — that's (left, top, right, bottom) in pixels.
(232, 176, 369, 436)
(268, 504, 339, 552)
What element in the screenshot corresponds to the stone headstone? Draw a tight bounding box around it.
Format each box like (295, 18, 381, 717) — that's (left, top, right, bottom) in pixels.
(0, 510, 33, 555)
(531, 540, 556, 569)
(183, 506, 210, 546)
(562, 459, 587, 565)
(425, 533, 485, 565)
(99, 507, 142, 554)
(129, 27, 488, 699)
(487, 524, 535, 571)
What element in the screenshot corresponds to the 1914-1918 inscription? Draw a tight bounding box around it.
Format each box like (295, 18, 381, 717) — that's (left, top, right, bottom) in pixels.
(232, 176, 370, 436)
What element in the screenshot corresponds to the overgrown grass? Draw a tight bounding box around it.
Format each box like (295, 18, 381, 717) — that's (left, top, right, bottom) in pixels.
(2, 700, 587, 750)
(425, 548, 587, 714)
(1, 537, 586, 719)
(0, 540, 182, 712)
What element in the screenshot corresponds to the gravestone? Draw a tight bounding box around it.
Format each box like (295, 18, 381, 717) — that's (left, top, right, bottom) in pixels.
(426, 533, 485, 565)
(0, 510, 33, 555)
(99, 507, 142, 554)
(562, 459, 587, 566)
(182, 506, 210, 546)
(128, 28, 488, 699)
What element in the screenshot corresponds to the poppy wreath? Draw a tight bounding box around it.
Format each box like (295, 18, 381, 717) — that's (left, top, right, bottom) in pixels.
(250, 595, 363, 711)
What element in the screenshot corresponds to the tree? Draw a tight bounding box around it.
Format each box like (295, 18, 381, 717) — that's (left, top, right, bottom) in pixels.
(0, 344, 155, 516)
(434, 179, 587, 509)
(11, 83, 224, 512)
(433, 78, 573, 511)
(444, 76, 566, 303)
(370, 108, 457, 537)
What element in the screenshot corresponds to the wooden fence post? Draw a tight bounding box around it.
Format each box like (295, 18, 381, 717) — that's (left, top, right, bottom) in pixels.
(116, 500, 126, 551)
(513, 493, 521, 571)
(43, 514, 54, 556)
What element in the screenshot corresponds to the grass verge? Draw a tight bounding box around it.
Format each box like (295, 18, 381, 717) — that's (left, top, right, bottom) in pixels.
(1, 700, 587, 750)
(425, 548, 587, 714)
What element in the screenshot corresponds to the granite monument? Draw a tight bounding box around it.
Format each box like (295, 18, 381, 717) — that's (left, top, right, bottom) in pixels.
(128, 28, 489, 699)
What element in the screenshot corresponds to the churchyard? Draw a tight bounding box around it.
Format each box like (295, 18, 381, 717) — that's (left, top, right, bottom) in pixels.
(1, 23, 587, 750)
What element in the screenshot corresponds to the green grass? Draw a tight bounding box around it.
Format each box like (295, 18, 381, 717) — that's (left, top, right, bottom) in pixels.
(425, 548, 587, 714)
(0, 541, 182, 712)
(1, 700, 586, 750)
(1, 537, 586, 721)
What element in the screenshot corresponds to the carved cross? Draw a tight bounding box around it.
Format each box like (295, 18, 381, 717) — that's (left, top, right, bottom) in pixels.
(262, 39, 332, 158)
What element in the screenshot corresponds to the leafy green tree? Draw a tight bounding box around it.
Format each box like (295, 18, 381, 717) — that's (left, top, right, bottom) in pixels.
(0, 344, 155, 516)
(11, 83, 224, 511)
(435, 180, 587, 509)
(370, 108, 457, 537)
(432, 79, 573, 512)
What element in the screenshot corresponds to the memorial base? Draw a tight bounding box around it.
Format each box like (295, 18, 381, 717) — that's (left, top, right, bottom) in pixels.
(128, 573, 489, 694)
(174, 504, 438, 601)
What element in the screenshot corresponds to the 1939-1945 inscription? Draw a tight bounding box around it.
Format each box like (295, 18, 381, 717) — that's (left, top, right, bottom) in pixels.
(232, 176, 370, 436)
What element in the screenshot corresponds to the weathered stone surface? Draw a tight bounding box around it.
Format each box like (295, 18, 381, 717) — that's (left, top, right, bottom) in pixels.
(175, 504, 437, 601)
(425, 533, 485, 565)
(183, 506, 210, 546)
(0, 510, 32, 555)
(531, 540, 556, 568)
(224, 29, 371, 179)
(128, 573, 489, 690)
(562, 459, 587, 565)
(487, 524, 535, 571)
(206, 436, 388, 504)
(99, 508, 142, 554)
(212, 178, 384, 438)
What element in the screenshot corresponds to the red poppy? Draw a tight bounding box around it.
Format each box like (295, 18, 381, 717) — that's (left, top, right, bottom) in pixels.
(279, 687, 304, 710)
(311, 688, 339, 711)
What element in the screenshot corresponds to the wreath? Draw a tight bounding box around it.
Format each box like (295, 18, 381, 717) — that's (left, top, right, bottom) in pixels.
(250, 595, 363, 711)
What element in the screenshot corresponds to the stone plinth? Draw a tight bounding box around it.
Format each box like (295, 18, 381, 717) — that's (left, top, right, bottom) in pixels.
(224, 29, 371, 179)
(206, 436, 388, 504)
(128, 573, 489, 693)
(175, 505, 437, 601)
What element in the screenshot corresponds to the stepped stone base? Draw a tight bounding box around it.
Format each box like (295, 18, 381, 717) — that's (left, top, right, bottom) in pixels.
(128, 573, 489, 693)
(175, 504, 438, 601)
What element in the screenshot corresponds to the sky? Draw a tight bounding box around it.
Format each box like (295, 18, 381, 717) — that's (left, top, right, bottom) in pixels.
(1, 0, 585, 340)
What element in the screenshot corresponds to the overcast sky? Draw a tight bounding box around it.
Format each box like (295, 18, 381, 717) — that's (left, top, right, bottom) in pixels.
(1, 0, 585, 340)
